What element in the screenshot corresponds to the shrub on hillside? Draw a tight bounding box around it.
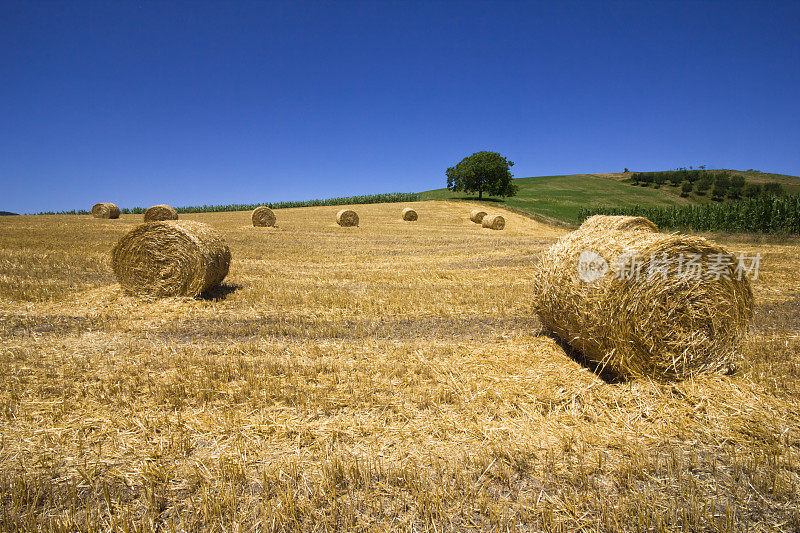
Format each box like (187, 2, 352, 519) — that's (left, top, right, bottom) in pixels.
(743, 183, 763, 198)
(764, 182, 785, 195)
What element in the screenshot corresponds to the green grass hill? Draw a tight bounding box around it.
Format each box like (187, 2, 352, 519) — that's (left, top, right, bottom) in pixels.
(420, 170, 800, 224)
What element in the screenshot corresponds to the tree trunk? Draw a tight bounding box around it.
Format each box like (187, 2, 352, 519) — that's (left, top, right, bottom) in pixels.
(478, 190, 483, 200)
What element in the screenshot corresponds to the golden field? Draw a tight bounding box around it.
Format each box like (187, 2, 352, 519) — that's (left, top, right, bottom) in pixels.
(0, 200, 799, 531)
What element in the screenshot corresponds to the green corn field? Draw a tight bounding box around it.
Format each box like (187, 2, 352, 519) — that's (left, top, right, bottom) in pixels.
(37, 192, 420, 216)
(580, 194, 800, 234)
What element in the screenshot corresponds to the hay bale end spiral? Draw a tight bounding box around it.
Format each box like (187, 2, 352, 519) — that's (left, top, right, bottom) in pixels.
(470, 209, 487, 224)
(482, 214, 505, 230)
(402, 208, 418, 221)
(336, 209, 359, 227)
(252, 206, 276, 227)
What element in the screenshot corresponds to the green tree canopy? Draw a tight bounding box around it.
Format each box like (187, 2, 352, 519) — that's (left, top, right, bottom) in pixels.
(445, 151, 517, 200)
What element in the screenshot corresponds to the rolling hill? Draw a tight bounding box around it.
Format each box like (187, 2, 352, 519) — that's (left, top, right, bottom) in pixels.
(420, 170, 800, 224)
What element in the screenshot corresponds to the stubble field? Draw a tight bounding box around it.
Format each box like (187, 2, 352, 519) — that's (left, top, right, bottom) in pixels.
(1, 200, 799, 531)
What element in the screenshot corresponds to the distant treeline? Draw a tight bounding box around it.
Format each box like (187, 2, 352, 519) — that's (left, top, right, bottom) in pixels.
(579, 194, 800, 234)
(35, 192, 420, 215)
(629, 170, 783, 200)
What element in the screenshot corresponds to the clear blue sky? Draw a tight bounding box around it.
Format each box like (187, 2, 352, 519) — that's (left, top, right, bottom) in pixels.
(2, 1, 799, 213)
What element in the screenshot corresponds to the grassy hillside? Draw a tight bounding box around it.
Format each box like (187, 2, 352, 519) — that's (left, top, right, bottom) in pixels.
(735, 169, 800, 193)
(420, 173, 694, 223)
(420, 170, 800, 224)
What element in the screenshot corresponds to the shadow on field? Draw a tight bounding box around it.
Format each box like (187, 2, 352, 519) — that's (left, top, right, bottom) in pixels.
(541, 331, 626, 384)
(200, 283, 242, 301)
(753, 294, 800, 333)
(144, 314, 544, 343)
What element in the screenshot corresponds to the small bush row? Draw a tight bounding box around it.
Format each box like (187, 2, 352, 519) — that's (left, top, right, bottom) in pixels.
(630, 170, 784, 200)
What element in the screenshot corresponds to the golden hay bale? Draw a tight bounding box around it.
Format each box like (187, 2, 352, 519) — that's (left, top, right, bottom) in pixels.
(482, 214, 505, 230)
(144, 204, 178, 222)
(91, 202, 120, 219)
(111, 220, 231, 298)
(580, 214, 658, 233)
(252, 206, 276, 227)
(533, 225, 754, 380)
(402, 207, 418, 221)
(336, 209, 359, 227)
(470, 209, 487, 223)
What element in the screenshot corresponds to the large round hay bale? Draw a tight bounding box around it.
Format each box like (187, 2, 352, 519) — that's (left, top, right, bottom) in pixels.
(252, 206, 276, 227)
(336, 209, 359, 227)
(144, 204, 178, 222)
(580, 214, 658, 233)
(533, 225, 754, 380)
(402, 207, 418, 221)
(482, 214, 505, 230)
(470, 209, 487, 223)
(111, 220, 231, 298)
(91, 202, 120, 219)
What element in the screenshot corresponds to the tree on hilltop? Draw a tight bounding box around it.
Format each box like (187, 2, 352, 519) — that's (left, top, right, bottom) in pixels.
(446, 151, 517, 200)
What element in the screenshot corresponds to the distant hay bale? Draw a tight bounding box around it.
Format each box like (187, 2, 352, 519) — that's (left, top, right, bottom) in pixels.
(580, 214, 658, 233)
(91, 203, 120, 219)
(144, 204, 178, 222)
(111, 220, 231, 298)
(533, 221, 754, 380)
(470, 209, 487, 223)
(482, 214, 505, 230)
(252, 206, 276, 227)
(336, 209, 359, 227)
(402, 208, 418, 221)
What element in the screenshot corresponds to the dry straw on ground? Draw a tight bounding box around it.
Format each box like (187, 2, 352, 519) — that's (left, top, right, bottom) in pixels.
(111, 220, 231, 298)
(1, 202, 798, 530)
(534, 216, 753, 380)
(336, 209, 359, 227)
(91, 202, 120, 219)
(579, 214, 658, 233)
(402, 207, 418, 221)
(470, 209, 487, 223)
(251, 206, 276, 227)
(144, 204, 179, 222)
(482, 214, 506, 230)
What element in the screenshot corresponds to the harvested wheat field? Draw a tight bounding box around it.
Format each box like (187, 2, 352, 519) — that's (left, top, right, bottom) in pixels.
(0, 200, 799, 531)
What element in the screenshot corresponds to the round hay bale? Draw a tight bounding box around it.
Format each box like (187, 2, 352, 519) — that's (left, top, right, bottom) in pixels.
(482, 214, 505, 230)
(580, 215, 658, 233)
(402, 207, 418, 221)
(252, 206, 276, 227)
(336, 209, 359, 227)
(144, 204, 178, 222)
(533, 226, 754, 380)
(111, 220, 231, 298)
(91, 202, 120, 219)
(470, 209, 487, 223)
